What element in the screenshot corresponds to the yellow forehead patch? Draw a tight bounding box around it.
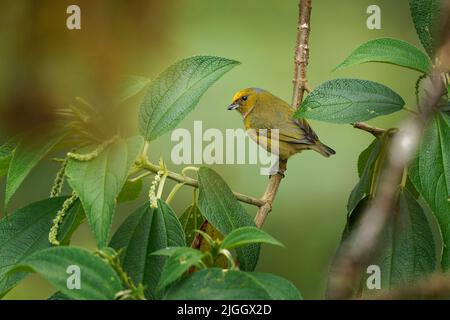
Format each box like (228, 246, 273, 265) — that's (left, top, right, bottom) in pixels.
(232, 88, 254, 102)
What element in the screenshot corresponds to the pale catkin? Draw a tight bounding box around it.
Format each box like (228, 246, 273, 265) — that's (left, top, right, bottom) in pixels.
(50, 158, 68, 198)
(148, 171, 164, 208)
(67, 135, 119, 162)
(48, 192, 78, 246)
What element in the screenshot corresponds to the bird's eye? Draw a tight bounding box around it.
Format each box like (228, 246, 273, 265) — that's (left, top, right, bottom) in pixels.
(242, 96, 248, 101)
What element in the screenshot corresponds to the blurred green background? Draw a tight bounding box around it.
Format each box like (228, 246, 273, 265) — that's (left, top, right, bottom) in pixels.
(0, 0, 424, 299)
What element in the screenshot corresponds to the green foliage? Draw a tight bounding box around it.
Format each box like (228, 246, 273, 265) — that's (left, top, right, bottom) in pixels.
(109, 200, 185, 299)
(138, 56, 240, 141)
(295, 79, 405, 123)
(65, 136, 144, 247)
(10, 247, 122, 300)
(410, 112, 450, 269)
(153, 226, 284, 290)
(164, 268, 302, 300)
(0, 197, 82, 295)
(117, 179, 143, 203)
(5, 132, 65, 210)
(0, 139, 15, 179)
(377, 190, 437, 288)
(179, 203, 205, 245)
(153, 247, 206, 290)
(198, 167, 260, 271)
(409, 0, 442, 57)
(335, 38, 431, 74)
(343, 189, 437, 291)
(348, 138, 382, 213)
(221, 226, 284, 250)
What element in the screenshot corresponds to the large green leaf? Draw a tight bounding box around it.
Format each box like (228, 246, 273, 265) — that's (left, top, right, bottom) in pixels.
(5, 132, 65, 210)
(221, 226, 284, 250)
(410, 112, 450, 268)
(66, 136, 144, 248)
(109, 200, 185, 299)
(294, 79, 405, 123)
(409, 0, 442, 58)
(340, 189, 437, 293)
(0, 197, 82, 296)
(335, 38, 431, 74)
(179, 203, 205, 245)
(138, 56, 240, 141)
(11, 247, 122, 300)
(0, 139, 16, 179)
(164, 268, 302, 300)
(197, 167, 260, 271)
(375, 190, 437, 289)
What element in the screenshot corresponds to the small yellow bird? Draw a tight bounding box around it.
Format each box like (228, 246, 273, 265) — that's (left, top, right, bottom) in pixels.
(228, 88, 335, 161)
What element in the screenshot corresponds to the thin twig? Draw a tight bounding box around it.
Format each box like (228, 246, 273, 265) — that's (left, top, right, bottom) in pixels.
(352, 122, 386, 137)
(254, 0, 313, 228)
(326, 14, 450, 298)
(140, 160, 265, 208)
(292, 0, 312, 109)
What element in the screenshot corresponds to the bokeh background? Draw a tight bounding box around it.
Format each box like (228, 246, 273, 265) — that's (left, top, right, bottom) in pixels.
(0, 0, 424, 299)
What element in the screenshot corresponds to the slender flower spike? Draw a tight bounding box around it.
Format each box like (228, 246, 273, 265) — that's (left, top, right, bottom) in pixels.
(50, 157, 68, 198)
(67, 135, 119, 162)
(48, 192, 78, 245)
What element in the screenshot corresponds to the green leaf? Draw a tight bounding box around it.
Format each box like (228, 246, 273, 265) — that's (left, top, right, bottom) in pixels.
(117, 75, 151, 105)
(221, 226, 284, 250)
(341, 190, 437, 292)
(410, 112, 450, 268)
(153, 247, 205, 290)
(65, 136, 144, 247)
(348, 139, 382, 213)
(335, 38, 431, 74)
(409, 0, 442, 57)
(0, 197, 82, 295)
(5, 132, 65, 210)
(0, 139, 16, 179)
(375, 189, 437, 289)
(109, 199, 185, 299)
(48, 291, 72, 300)
(138, 56, 240, 141)
(117, 179, 143, 203)
(197, 167, 260, 271)
(295, 79, 405, 123)
(164, 268, 302, 300)
(11, 247, 122, 300)
(179, 204, 205, 245)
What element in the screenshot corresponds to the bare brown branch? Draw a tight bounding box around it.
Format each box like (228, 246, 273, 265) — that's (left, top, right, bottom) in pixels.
(371, 273, 450, 300)
(292, 0, 312, 109)
(254, 0, 312, 228)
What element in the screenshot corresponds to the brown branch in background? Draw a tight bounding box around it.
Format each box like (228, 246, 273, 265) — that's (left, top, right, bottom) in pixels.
(326, 8, 450, 298)
(254, 0, 313, 228)
(372, 273, 450, 300)
(352, 122, 386, 137)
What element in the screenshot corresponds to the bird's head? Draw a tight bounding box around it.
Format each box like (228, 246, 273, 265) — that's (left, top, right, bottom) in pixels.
(228, 88, 264, 116)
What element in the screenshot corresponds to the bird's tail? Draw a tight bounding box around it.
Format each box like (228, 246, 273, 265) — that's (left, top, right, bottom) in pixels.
(313, 141, 336, 158)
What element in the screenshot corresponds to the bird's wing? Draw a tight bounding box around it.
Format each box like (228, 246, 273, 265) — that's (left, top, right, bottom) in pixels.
(250, 101, 318, 145)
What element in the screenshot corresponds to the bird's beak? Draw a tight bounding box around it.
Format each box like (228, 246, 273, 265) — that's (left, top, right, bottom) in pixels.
(227, 103, 239, 110)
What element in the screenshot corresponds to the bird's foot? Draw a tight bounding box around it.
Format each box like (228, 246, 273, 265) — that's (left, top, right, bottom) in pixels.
(268, 160, 287, 178)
